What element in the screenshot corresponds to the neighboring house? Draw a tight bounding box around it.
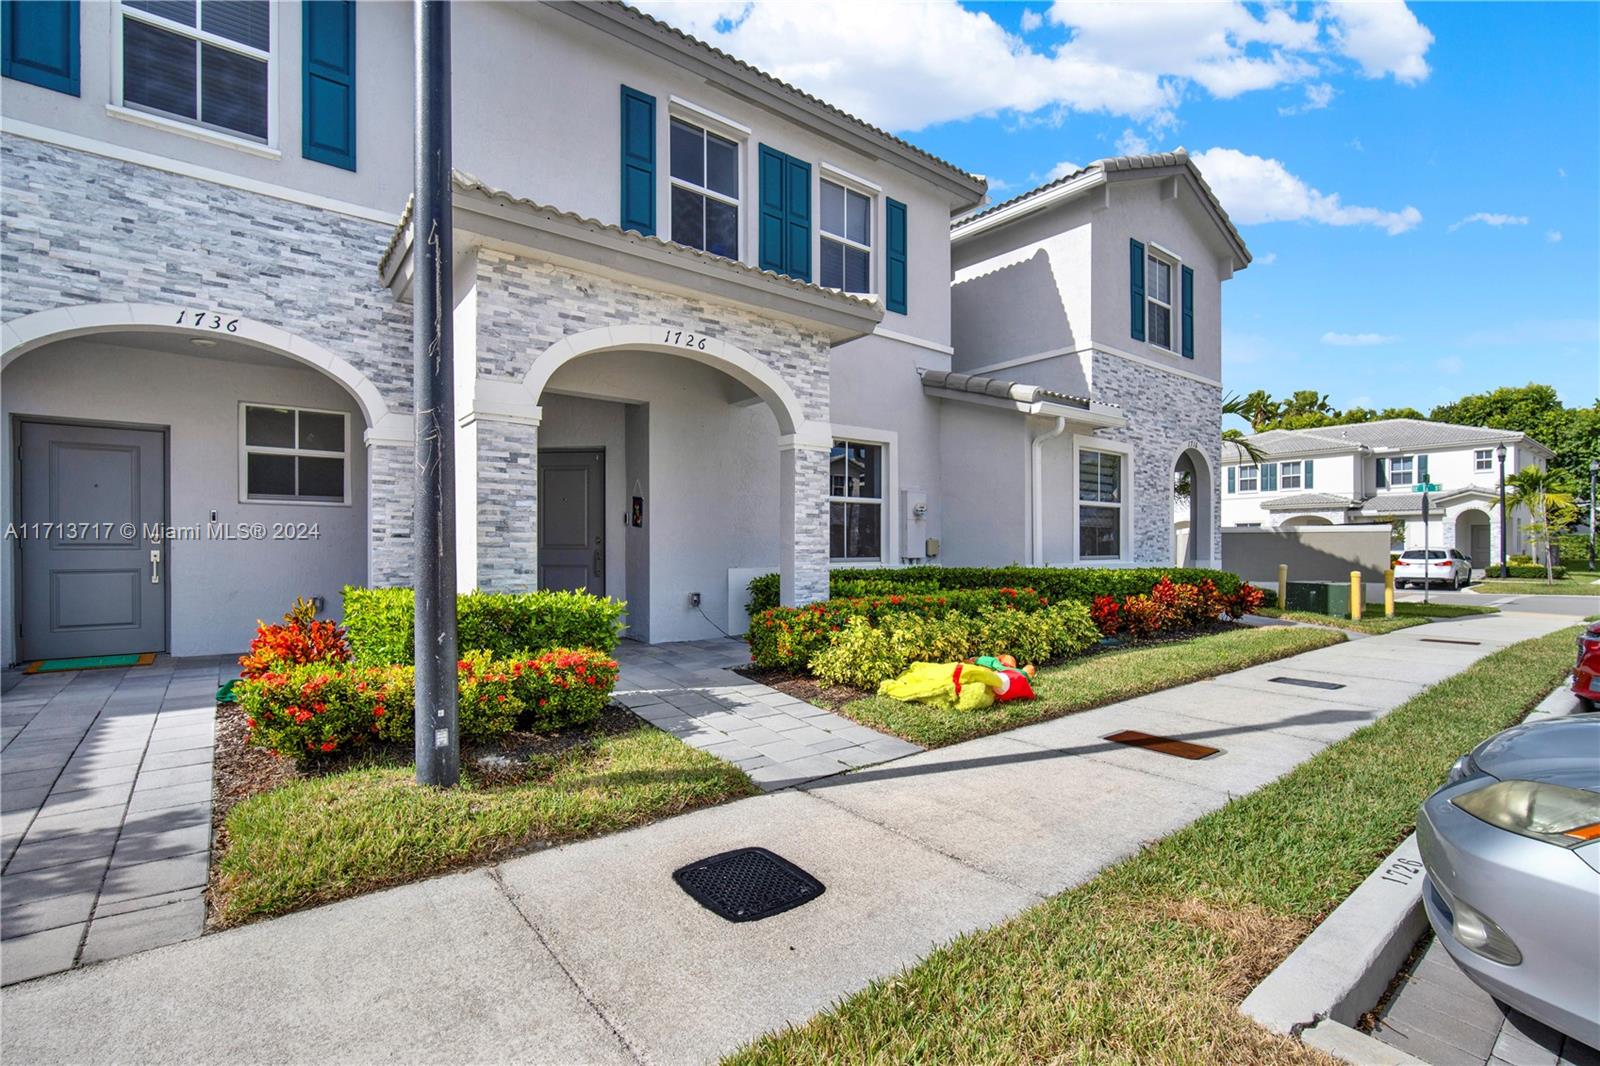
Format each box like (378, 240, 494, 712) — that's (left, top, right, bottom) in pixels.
(1220, 419, 1553, 566)
(1, 0, 1243, 662)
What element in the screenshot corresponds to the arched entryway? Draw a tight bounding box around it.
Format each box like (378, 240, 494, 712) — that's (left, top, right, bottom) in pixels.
(1171, 446, 1214, 566)
(1454, 507, 1493, 574)
(1281, 515, 1335, 528)
(2, 305, 393, 662)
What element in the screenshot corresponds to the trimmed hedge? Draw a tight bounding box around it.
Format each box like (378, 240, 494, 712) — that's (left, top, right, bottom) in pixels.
(1495, 564, 1569, 580)
(343, 587, 625, 666)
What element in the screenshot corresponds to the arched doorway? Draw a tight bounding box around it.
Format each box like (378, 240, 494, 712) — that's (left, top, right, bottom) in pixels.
(3, 305, 390, 661)
(1281, 515, 1335, 528)
(1454, 508, 1493, 574)
(1171, 447, 1214, 566)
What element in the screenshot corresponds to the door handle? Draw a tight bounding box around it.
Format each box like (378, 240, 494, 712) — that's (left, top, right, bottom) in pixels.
(593, 548, 603, 576)
(150, 549, 161, 584)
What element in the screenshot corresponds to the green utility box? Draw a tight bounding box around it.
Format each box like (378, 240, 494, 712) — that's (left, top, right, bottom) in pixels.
(1284, 580, 1352, 617)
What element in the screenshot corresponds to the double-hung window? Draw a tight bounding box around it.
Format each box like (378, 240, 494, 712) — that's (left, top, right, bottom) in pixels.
(1078, 450, 1123, 559)
(829, 440, 883, 561)
(820, 179, 872, 294)
(1237, 464, 1259, 492)
(1474, 448, 1494, 473)
(1280, 461, 1303, 490)
(1145, 252, 1174, 350)
(118, 1, 272, 143)
(669, 118, 739, 259)
(241, 404, 348, 503)
(1388, 455, 1415, 487)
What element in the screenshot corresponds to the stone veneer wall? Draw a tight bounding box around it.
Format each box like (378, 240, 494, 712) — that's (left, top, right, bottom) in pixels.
(466, 250, 835, 603)
(1089, 351, 1223, 565)
(0, 135, 418, 583)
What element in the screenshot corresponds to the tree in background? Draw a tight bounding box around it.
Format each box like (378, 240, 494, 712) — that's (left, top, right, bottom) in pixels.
(1506, 465, 1578, 583)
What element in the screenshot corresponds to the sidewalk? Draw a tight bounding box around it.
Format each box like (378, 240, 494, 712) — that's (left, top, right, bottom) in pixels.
(1, 611, 1580, 1065)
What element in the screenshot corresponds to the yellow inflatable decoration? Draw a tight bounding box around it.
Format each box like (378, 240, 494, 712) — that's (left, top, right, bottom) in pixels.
(877, 660, 1006, 711)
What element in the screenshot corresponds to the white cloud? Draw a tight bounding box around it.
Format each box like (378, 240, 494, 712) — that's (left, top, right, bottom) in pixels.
(1045, 160, 1085, 181)
(1434, 356, 1463, 374)
(1322, 332, 1398, 347)
(1546, 229, 1563, 243)
(1114, 128, 1151, 155)
(1448, 212, 1530, 232)
(1278, 82, 1337, 115)
(1019, 7, 1044, 32)
(1192, 148, 1423, 234)
(1255, 251, 1278, 266)
(631, 1, 1433, 132)
(1325, 1, 1434, 84)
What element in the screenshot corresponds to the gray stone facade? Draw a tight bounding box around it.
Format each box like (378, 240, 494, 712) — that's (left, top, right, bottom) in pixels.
(1089, 351, 1224, 564)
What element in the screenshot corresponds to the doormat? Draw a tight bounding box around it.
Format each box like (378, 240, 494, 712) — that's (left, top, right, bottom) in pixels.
(1269, 676, 1345, 691)
(1420, 638, 1481, 646)
(1104, 729, 1220, 760)
(672, 846, 825, 923)
(23, 653, 157, 674)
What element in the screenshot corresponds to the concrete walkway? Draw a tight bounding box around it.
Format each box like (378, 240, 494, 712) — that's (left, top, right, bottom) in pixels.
(613, 638, 922, 790)
(1, 656, 229, 986)
(1, 611, 1582, 1065)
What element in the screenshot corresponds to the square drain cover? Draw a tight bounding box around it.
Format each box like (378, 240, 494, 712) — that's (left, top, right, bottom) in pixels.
(673, 847, 825, 923)
(1269, 676, 1345, 691)
(1105, 729, 1219, 760)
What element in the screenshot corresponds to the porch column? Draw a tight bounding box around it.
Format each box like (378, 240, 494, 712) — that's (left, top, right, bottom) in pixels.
(779, 436, 830, 606)
(365, 429, 417, 586)
(461, 412, 540, 592)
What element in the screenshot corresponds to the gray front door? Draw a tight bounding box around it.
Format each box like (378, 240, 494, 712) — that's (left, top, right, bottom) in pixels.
(537, 449, 604, 594)
(1470, 524, 1491, 570)
(18, 421, 167, 660)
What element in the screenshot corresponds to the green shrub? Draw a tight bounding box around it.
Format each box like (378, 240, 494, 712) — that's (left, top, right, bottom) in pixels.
(747, 573, 780, 615)
(829, 565, 1243, 603)
(342, 587, 625, 666)
(1497, 564, 1569, 579)
(1556, 533, 1592, 569)
(888, 612, 982, 665)
(808, 618, 906, 689)
(1042, 602, 1103, 658)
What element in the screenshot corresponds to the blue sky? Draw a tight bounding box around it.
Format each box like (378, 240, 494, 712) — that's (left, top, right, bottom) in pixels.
(639, 1, 1599, 416)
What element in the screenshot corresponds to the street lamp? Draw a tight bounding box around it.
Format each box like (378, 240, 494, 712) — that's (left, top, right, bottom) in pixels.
(1589, 458, 1598, 572)
(1496, 443, 1509, 578)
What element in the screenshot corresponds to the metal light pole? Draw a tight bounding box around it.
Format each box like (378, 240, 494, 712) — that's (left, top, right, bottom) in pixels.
(1496, 443, 1509, 579)
(1422, 490, 1431, 605)
(1589, 459, 1598, 572)
(413, 0, 459, 788)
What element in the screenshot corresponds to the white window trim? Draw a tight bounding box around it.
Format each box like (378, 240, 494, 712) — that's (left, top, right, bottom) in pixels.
(1237, 463, 1260, 493)
(1280, 460, 1302, 490)
(1388, 455, 1416, 487)
(1473, 448, 1494, 472)
(1072, 434, 1133, 564)
(238, 402, 351, 506)
(818, 170, 878, 298)
(1144, 246, 1177, 354)
(666, 114, 743, 260)
(111, 1, 280, 152)
(828, 425, 898, 565)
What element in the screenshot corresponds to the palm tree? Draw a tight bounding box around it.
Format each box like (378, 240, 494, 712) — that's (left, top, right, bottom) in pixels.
(1507, 466, 1578, 583)
(1221, 392, 1268, 462)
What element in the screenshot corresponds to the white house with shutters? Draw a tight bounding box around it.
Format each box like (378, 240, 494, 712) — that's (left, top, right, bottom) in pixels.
(1, 0, 1248, 663)
(1220, 419, 1553, 565)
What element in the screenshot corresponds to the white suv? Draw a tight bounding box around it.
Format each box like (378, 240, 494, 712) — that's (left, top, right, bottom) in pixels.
(1395, 548, 1472, 590)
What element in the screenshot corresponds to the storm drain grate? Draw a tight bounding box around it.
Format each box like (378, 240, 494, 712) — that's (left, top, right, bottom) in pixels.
(1104, 730, 1220, 760)
(1269, 676, 1345, 691)
(1420, 637, 1481, 646)
(672, 847, 825, 923)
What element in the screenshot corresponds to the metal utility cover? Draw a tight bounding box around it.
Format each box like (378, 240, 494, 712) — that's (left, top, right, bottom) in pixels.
(1420, 638, 1480, 646)
(1269, 676, 1346, 691)
(672, 847, 825, 923)
(1104, 730, 1220, 761)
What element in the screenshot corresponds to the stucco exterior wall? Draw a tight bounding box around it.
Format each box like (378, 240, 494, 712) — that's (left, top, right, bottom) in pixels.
(950, 210, 1093, 372)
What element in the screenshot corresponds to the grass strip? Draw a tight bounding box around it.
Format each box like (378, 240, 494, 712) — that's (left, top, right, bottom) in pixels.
(835, 625, 1345, 748)
(1260, 600, 1498, 635)
(731, 624, 1582, 1066)
(212, 726, 755, 925)
(1472, 570, 1600, 596)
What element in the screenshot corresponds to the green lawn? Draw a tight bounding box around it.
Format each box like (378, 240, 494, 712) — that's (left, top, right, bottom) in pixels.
(1472, 569, 1600, 596)
(834, 625, 1345, 749)
(730, 624, 1583, 1066)
(212, 726, 755, 926)
(1260, 599, 1498, 635)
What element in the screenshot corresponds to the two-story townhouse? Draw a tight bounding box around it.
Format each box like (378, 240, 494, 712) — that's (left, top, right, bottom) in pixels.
(1220, 419, 1553, 566)
(943, 151, 1251, 570)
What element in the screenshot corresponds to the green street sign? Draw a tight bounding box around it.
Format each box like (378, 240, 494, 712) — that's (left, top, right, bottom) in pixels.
(1411, 483, 1441, 492)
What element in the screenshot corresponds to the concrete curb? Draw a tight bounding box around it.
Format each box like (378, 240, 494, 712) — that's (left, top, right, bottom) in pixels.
(1302, 1019, 1428, 1065)
(1241, 834, 1428, 1056)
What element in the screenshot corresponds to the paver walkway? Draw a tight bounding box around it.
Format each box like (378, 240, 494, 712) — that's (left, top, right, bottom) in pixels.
(0, 611, 1582, 1064)
(613, 638, 921, 789)
(1, 656, 229, 985)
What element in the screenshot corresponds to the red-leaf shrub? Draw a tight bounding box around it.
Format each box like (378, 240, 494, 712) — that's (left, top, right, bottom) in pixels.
(1225, 582, 1267, 618)
(239, 598, 349, 680)
(1090, 594, 1123, 636)
(1120, 594, 1167, 638)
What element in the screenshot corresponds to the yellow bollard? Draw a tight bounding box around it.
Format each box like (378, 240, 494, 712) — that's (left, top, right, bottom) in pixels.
(1385, 568, 1395, 618)
(1350, 571, 1363, 621)
(1278, 563, 1289, 609)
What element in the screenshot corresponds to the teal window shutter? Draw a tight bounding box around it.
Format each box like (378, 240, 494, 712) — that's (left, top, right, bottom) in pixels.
(885, 197, 908, 314)
(1227, 467, 1236, 493)
(1262, 463, 1278, 492)
(619, 86, 656, 236)
(1304, 459, 1314, 489)
(302, 1, 356, 171)
(1180, 265, 1195, 358)
(2, 0, 78, 96)
(1418, 454, 1429, 483)
(1376, 458, 1388, 488)
(1129, 238, 1146, 341)
(758, 145, 812, 282)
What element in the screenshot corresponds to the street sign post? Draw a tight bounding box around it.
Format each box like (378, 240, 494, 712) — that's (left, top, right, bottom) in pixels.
(1421, 490, 1430, 605)
(1411, 483, 1441, 493)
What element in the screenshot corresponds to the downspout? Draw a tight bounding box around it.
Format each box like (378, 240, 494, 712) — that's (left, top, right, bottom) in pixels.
(1030, 416, 1069, 566)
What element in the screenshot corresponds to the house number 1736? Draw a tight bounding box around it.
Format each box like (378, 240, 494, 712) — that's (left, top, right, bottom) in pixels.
(663, 329, 709, 350)
(176, 310, 240, 332)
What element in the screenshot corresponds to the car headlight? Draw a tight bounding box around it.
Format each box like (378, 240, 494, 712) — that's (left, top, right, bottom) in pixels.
(1445, 752, 1482, 785)
(1452, 780, 1600, 847)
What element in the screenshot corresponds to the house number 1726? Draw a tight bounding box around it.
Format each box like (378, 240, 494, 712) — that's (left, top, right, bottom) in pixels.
(176, 310, 240, 332)
(663, 329, 709, 350)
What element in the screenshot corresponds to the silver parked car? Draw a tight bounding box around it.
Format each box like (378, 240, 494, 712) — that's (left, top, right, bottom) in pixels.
(1395, 548, 1473, 589)
(1417, 717, 1600, 1049)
